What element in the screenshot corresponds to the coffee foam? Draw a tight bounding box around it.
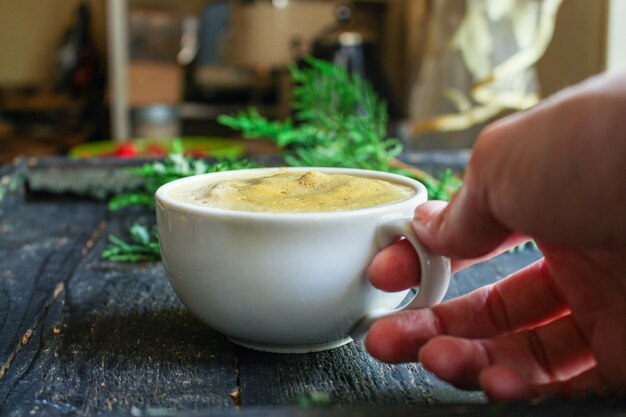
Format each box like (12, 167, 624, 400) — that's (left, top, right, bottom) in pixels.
(176, 171, 415, 213)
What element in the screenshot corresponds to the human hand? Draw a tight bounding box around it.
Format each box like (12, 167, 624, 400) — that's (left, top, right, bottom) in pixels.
(365, 72, 626, 400)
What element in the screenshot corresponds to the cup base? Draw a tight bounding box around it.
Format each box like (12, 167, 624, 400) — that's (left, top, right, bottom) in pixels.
(227, 336, 354, 353)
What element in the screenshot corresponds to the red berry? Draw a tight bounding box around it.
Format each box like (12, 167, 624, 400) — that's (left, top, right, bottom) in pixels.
(114, 143, 138, 158)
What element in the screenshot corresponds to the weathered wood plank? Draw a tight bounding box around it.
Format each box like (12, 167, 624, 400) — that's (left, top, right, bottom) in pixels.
(0, 206, 238, 416)
(171, 397, 626, 417)
(236, 341, 484, 408)
(446, 249, 543, 300)
(0, 197, 107, 384)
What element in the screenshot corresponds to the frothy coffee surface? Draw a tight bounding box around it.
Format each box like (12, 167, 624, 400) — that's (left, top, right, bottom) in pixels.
(172, 170, 415, 212)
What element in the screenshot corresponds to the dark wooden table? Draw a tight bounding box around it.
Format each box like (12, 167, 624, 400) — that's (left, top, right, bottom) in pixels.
(1, 156, 624, 416)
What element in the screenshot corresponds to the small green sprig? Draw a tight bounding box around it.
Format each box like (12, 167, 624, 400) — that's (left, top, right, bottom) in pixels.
(297, 391, 333, 408)
(102, 223, 160, 262)
(108, 140, 260, 210)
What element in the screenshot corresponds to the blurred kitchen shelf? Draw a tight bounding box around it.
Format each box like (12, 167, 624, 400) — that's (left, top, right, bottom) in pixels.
(0, 133, 86, 164)
(0, 87, 92, 164)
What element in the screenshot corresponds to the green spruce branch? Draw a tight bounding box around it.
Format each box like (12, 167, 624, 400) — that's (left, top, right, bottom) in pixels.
(218, 57, 401, 173)
(102, 223, 160, 262)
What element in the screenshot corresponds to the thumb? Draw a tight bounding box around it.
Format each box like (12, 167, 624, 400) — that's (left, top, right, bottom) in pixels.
(412, 184, 511, 259)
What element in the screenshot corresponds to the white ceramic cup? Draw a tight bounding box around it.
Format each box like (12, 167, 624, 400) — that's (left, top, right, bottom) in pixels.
(155, 167, 451, 353)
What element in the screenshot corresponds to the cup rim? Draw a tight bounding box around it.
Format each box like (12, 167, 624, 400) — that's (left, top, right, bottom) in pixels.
(154, 166, 427, 219)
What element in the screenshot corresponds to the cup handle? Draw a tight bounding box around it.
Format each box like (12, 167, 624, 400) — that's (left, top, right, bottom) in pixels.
(348, 217, 451, 339)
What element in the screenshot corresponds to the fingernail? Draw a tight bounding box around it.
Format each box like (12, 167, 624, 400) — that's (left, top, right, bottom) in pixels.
(413, 209, 428, 227)
(414, 204, 430, 223)
(412, 212, 434, 239)
(413, 201, 446, 232)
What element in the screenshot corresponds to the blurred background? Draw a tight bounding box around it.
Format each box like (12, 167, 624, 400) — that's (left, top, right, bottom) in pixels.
(0, 0, 624, 163)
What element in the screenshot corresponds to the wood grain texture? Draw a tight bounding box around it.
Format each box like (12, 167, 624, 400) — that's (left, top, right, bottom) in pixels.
(0, 206, 238, 415)
(236, 340, 483, 408)
(172, 396, 626, 417)
(0, 196, 106, 379)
